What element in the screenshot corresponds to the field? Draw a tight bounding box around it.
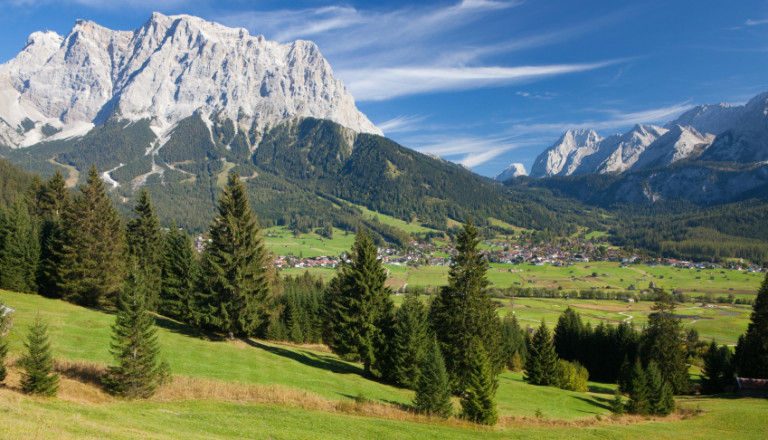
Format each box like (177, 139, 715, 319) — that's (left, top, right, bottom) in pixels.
(263, 227, 357, 259)
(1, 290, 767, 439)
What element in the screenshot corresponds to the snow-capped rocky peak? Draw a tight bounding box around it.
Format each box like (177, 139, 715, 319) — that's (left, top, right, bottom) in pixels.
(666, 102, 745, 136)
(591, 124, 667, 174)
(0, 12, 381, 149)
(528, 129, 602, 178)
(494, 163, 527, 181)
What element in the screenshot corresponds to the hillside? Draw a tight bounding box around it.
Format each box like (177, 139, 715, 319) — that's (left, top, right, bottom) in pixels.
(1, 289, 767, 439)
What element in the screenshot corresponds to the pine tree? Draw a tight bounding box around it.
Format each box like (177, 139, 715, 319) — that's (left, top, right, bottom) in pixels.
(0, 304, 9, 383)
(554, 307, 584, 362)
(20, 315, 59, 396)
(460, 344, 498, 426)
(159, 224, 199, 324)
(610, 389, 625, 415)
(735, 272, 768, 378)
(500, 314, 527, 371)
(701, 340, 734, 394)
(525, 321, 559, 386)
(387, 291, 429, 388)
(102, 267, 167, 399)
(36, 169, 70, 298)
(640, 291, 691, 394)
(0, 199, 39, 293)
(626, 361, 648, 415)
(199, 173, 271, 338)
(414, 337, 453, 418)
(126, 188, 163, 310)
(323, 229, 394, 377)
(56, 165, 125, 307)
(429, 219, 502, 392)
(646, 361, 674, 416)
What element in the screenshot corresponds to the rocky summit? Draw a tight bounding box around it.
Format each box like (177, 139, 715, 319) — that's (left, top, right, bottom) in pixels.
(0, 12, 381, 150)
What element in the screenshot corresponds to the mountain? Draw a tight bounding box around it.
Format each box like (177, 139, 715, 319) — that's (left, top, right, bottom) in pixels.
(528, 129, 602, 178)
(631, 125, 714, 171)
(0, 13, 380, 150)
(698, 92, 768, 163)
(494, 163, 527, 181)
(580, 124, 667, 175)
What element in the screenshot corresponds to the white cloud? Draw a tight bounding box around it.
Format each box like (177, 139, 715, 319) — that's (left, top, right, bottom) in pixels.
(505, 102, 693, 138)
(401, 134, 528, 169)
(746, 18, 768, 26)
(341, 61, 618, 101)
(377, 115, 427, 135)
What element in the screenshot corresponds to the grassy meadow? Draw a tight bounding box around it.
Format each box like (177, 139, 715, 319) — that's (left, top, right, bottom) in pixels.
(1, 289, 767, 439)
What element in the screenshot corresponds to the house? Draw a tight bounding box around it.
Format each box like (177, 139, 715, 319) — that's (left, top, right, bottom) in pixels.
(736, 378, 768, 397)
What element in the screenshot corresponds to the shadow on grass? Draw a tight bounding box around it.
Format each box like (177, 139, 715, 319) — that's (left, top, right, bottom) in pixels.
(587, 384, 615, 395)
(152, 315, 225, 342)
(245, 339, 363, 376)
(573, 394, 611, 412)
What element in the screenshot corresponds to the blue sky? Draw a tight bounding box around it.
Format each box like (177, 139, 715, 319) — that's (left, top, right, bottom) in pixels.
(1, 0, 767, 177)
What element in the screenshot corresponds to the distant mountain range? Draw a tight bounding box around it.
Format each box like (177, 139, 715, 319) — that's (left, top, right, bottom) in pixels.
(498, 91, 768, 205)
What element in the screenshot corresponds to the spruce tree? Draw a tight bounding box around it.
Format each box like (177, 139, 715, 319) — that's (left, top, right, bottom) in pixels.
(199, 173, 271, 338)
(0, 199, 39, 293)
(36, 169, 70, 298)
(56, 165, 125, 307)
(159, 224, 199, 324)
(626, 360, 648, 415)
(103, 267, 167, 399)
(646, 361, 674, 416)
(387, 291, 429, 388)
(701, 340, 734, 394)
(610, 389, 625, 415)
(414, 337, 453, 418)
(323, 229, 394, 377)
(0, 304, 8, 383)
(460, 344, 499, 426)
(640, 291, 691, 394)
(500, 314, 527, 371)
(429, 219, 502, 392)
(126, 188, 163, 310)
(735, 272, 768, 378)
(20, 315, 59, 396)
(553, 307, 584, 362)
(525, 321, 559, 386)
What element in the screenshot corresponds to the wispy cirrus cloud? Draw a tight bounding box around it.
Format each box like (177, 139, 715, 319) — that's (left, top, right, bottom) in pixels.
(218, 1, 624, 101)
(505, 102, 693, 138)
(377, 115, 428, 135)
(341, 61, 620, 101)
(745, 17, 768, 26)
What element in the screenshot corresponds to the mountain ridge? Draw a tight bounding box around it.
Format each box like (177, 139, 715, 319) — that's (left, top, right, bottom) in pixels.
(0, 13, 381, 150)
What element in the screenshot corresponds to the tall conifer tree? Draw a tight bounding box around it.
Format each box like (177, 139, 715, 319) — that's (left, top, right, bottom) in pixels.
(323, 229, 394, 377)
(0, 304, 9, 383)
(20, 315, 59, 396)
(701, 340, 734, 393)
(640, 291, 691, 394)
(0, 199, 39, 293)
(126, 188, 163, 310)
(56, 165, 125, 306)
(199, 173, 271, 338)
(735, 272, 768, 378)
(387, 291, 429, 387)
(160, 224, 199, 324)
(103, 267, 167, 398)
(36, 169, 70, 298)
(414, 337, 453, 418)
(460, 344, 499, 426)
(429, 219, 502, 392)
(554, 307, 584, 362)
(525, 321, 559, 386)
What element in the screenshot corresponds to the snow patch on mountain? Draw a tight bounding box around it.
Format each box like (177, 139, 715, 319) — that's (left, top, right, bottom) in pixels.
(0, 13, 381, 149)
(528, 129, 602, 178)
(494, 163, 527, 181)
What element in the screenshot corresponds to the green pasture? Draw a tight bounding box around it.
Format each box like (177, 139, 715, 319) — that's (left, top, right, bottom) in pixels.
(264, 226, 356, 258)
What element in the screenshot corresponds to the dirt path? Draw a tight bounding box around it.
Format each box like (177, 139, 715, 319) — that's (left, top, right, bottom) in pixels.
(47, 157, 79, 187)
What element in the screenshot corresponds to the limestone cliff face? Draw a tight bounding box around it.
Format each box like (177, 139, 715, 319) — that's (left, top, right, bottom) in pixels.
(0, 12, 381, 149)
